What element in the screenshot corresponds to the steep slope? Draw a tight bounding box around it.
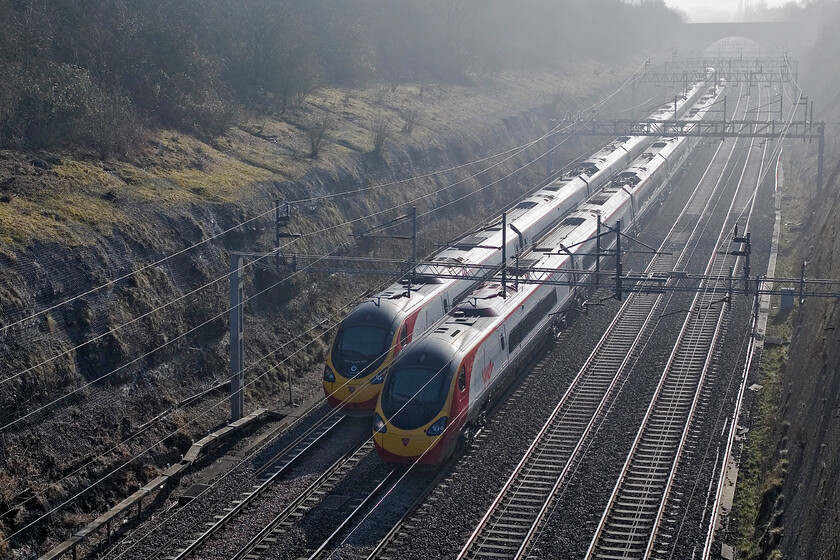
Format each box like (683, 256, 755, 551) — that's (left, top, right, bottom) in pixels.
(0, 63, 646, 554)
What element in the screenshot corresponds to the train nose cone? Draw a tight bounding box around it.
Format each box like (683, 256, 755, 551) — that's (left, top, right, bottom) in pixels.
(402, 438, 410, 446)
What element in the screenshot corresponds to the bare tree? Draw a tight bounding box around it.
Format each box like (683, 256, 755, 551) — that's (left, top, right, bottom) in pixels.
(372, 116, 389, 154)
(308, 114, 331, 158)
(295, 84, 320, 108)
(401, 109, 420, 134)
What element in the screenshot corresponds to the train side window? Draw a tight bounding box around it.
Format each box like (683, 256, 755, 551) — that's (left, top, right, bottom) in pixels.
(500, 332, 505, 350)
(400, 324, 408, 346)
(443, 299, 449, 313)
(458, 366, 466, 392)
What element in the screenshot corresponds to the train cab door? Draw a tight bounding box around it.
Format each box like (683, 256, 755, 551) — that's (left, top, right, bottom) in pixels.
(426, 296, 447, 330)
(498, 326, 509, 367)
(454, 362, 470, 421)
(414, 310, 426, 336)
(395, 323, 409, 355)
(469, 348, 484, 403)
(479, 327, 507, 395)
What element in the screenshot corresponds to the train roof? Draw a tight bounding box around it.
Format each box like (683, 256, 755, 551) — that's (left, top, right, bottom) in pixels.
(344, 80, 721, 336)
(389, 76, 720, 364)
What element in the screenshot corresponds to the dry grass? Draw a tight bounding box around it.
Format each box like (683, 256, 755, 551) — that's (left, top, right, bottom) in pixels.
(0, 60, 632, 249)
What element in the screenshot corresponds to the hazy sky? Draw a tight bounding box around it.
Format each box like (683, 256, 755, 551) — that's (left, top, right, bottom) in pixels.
(664, 0, 797, 22)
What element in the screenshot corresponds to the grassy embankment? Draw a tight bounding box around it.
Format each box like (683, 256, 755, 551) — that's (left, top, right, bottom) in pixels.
(733, 146, 817, 559)
(0, 66, 614, 250)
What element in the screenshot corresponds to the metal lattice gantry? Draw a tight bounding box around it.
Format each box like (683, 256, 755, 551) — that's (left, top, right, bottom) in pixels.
(633, 55, 798, 86)
(275, 252, 840, 302)
(270, 217, 839, 304)
(556, 103, 825, 191)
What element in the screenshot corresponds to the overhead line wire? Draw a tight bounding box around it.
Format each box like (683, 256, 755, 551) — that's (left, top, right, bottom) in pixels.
(3, 60, 670, 547)
(1, 114, 589, 431)
(0, 59, 646, 337)
(4, 56, 656, 390)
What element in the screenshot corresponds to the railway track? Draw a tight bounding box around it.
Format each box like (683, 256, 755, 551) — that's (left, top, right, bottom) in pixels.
(585, 284, 728, 559)
(453, 83, 754, 560)
(301, 468, 400, 560)
(167, 413, 352, 560)
(231, 439, 376, 560)
(585, 87, 771, 560)
(455, 288, 663, 560)
(648, 91, 781, 559)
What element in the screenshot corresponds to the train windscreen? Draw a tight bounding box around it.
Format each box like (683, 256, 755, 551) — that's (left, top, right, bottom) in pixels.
(332, 324, 390, 378)
(382, 366, 449, 429)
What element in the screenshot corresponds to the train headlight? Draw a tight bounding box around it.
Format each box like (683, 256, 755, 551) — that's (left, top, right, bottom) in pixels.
(426, 416, 448, 437)
(373, 412, 387, 433)
(371, 370, 387, 384)
(323, 366, 335, 383)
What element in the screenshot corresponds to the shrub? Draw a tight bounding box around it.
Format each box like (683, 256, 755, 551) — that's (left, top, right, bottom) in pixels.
(401, 109, 420, 134)
(308, 115, 331, 158)
(371, 116, 389, 154)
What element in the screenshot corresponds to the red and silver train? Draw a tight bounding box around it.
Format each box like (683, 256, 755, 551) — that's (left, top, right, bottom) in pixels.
(323, 78, 714, 413)
(373, 83, 724, 464)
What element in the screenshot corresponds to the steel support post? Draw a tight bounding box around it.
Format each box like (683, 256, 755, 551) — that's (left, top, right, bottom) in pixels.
(411, 206, 417, 283)
(230, 255, 245, 422)
(818, 121, 825, 192)
(728, 266, 734, 306)
(615, 220, 622, 301)
(501, 212, 507, 299)
(745, 232, 751, 291)
(800, 261, 807, 304)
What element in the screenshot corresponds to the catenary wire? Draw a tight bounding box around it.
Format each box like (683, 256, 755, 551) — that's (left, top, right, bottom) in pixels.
(0, 106, 595, 430)
(1, 129, 598, 530)
(0, 59, 646, 336)
(2, 60, 667, 547)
